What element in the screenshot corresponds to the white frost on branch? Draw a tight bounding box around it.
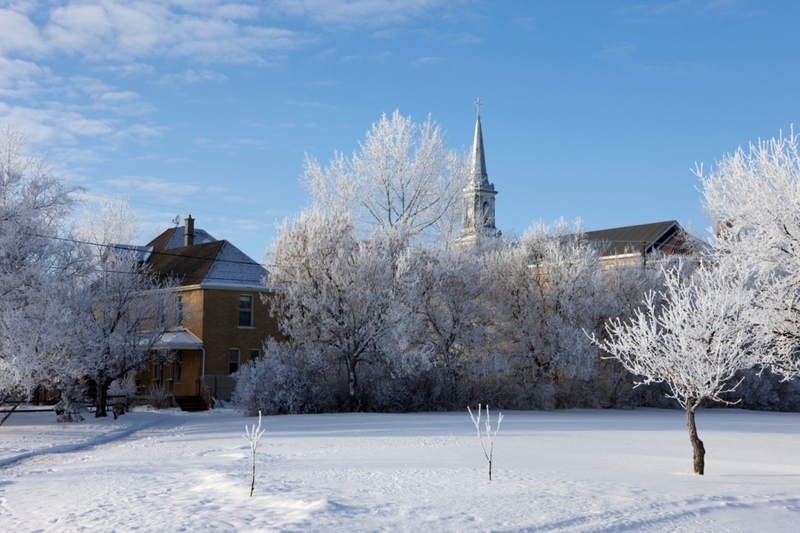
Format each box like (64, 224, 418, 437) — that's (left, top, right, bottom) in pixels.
(698, 128, 800, 377)
(243, 411, 266, 497)
(302, 110, 469, 245)
(593, 261, 764, 412)
(468, 403, 503, 481)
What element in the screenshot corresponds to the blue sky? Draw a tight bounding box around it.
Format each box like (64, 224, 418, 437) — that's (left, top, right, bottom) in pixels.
(2, 0, 799, 261)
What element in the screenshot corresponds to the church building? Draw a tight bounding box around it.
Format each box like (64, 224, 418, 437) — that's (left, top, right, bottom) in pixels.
(457, 100, 687, 261)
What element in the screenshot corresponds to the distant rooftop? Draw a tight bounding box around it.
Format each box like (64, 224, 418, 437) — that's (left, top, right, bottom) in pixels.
(584, 220, 686, 258)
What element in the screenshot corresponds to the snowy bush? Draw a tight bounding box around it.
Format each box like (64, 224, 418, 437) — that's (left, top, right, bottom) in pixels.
(109, 375, 138, 399)
(232, 340, 333, 415)
(147, 383, 171, 410)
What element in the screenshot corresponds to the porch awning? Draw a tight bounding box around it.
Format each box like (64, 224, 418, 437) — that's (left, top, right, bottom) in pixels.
(152, 328, 203, 350)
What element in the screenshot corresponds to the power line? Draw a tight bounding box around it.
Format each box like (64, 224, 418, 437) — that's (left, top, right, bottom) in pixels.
(31, 232, 266, 268)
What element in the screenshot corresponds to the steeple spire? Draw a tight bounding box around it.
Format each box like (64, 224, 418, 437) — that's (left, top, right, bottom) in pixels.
(456, 99, 499, 248)
(471, 108, 490, 189)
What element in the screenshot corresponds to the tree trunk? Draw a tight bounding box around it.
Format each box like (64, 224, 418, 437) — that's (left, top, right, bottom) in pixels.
(347, 360, 359, 412)
(686, 406, 705, 475)
(95, 377, 111, 418)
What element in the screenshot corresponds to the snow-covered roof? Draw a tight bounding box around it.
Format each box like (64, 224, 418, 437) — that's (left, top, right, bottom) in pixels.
(107, 244, 153, 262)
(162, 226, 217, 250)
(202, 241, 269, 288)
(146, 224, 270, 289)
(152, 328, 203, 350)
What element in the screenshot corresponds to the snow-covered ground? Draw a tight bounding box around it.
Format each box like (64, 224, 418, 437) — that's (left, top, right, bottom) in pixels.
(1, 407, 799, 532)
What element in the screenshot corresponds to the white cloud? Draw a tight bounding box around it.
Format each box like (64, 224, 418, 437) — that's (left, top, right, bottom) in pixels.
(222, 195, 260, 204)
(104, 175, 202, 197)
(111, 123, 168, 141)
(56, 147, 105, 163)
(1, 1, 308, 65)
(635, 60, 714, 79)
(341, 51, 391, 63)
(97, 91, 140, 103)
(159, 68, 228, 86)
(266, 0, 447, 28)
(0, 56, 53, 98)
(0, 8, 47, 55)
(62, 78, 156, 116)
(0, 101, 116, 145)
(100, 62, 158, 77)
(411, 56, 443, 66)
(594, 41, 637, 59)
(66, 117, 114, 136)
(192, 135, 268, 154)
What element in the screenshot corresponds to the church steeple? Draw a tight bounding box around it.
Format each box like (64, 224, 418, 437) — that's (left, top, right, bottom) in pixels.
(457, 99, 498, 248)
(471, 103, 491, 190)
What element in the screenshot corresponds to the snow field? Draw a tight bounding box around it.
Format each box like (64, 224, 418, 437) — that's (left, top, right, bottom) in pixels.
(1, 408, 799, 532)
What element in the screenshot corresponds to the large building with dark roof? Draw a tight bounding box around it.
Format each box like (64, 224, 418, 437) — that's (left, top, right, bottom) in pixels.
(584, 219, 690, 264)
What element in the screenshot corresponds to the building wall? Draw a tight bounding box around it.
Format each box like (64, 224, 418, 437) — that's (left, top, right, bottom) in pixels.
(180, 289, 205, 340)
(170, 349, 203, 396)
(198, 287, 282, 377)
(141, 286, 283, 402)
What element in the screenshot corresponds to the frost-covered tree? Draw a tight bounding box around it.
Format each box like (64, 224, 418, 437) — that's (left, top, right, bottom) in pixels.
(486, 219, 608, 408)
(0, 126, 84, 415)
(0, 278, 91, 424)
(266, 208, 398, 410)
(468, 404, 503, 481)
(698, 129, 800, 377)
(81, 251, 180, 417)
(591, 261, 765, 474)
(396, 246, 489, 408)
(76, 196, 141, 248)
(302, 110, 469, 245)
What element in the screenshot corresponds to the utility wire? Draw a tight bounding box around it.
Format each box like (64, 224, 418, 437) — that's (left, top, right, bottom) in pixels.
(29, 232, 265, 267)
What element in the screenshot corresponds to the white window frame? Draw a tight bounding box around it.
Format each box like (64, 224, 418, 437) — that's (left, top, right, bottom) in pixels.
(228, 348, 241, 375)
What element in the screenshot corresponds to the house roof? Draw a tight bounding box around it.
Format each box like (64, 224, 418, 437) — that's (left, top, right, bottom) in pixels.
(152, 328, 203, 350)
(145, 225, 269, 288)
(107, 244, 153, 262)
(584, 220, 685, 258)
(147, 226, 217, 252)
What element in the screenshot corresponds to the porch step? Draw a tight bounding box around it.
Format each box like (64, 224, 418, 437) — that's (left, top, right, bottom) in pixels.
(174, 395, 208, 412)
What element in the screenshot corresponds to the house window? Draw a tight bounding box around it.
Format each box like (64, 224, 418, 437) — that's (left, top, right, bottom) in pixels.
(229, 348, 240, 374)
(238, 295, 253, 327)
(250, 349, 260, 361)
(173, 350, 182, 384)
(153, 362, 163, 387)
(176, 295, 184, 325)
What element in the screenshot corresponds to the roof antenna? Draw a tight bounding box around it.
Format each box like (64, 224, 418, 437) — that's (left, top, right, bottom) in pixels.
(173, 215, 182, 226)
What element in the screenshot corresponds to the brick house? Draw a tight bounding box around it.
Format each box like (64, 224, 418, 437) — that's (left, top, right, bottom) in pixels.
(142, 216, 281, 408)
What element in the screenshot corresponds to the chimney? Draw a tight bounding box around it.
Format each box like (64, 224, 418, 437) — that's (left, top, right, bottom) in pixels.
(184, 215, 195, 247)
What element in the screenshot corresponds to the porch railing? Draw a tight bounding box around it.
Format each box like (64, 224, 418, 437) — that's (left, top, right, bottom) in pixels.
(197, 378, 213, 409)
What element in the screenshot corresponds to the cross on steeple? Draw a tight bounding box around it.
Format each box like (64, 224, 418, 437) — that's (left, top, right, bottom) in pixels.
(474, 98, 482, 117)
